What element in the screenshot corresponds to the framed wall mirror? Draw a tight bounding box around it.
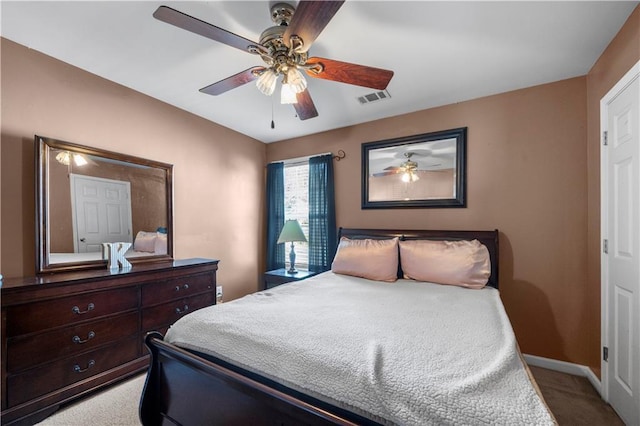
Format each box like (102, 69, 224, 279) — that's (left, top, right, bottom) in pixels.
(362, 127, 467, 209)
(36, 135, 174, 273)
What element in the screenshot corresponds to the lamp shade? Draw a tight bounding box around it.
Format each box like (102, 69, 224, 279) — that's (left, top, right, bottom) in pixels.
(280, 82, 298, 104)
(277, 219, 307, 244)
(256, 68, 277, 96)
(286, 67, 307, 93)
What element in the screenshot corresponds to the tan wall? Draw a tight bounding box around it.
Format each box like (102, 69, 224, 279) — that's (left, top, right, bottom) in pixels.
(0, 38, 266, 301)
(585, 6, 640, 376)
(267, 77, 589, 364)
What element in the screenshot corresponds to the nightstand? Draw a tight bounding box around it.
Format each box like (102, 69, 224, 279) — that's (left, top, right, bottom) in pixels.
(263, 268, 318, 290)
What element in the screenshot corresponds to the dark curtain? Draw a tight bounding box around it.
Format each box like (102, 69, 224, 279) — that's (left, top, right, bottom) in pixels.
(266, 162, 285, 271)
(308, 154, 337, 272)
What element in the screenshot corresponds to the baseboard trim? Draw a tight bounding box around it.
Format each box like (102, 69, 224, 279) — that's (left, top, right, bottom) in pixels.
(523, 354, 602, 395)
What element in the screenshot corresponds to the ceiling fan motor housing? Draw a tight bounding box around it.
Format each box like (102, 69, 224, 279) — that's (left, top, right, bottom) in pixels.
(259, 3, 307, 75)
(270, 3, 295, 26)
(401, 153, 418, 171)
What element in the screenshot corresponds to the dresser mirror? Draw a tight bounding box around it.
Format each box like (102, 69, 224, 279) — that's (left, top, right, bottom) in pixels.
(36, 135, 174, 273)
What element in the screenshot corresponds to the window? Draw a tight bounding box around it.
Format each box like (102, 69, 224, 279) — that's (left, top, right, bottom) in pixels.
(267, 154, 336, 272)
(283, 161, 309, 269)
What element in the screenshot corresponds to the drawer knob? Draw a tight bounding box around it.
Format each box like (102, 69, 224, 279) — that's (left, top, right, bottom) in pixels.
(72, 331, 96, 344)
(174, 284, 190, 291)
(73, 359, 95, 373)
(175, 305, 189, 315)
(72, 303, 95, 315)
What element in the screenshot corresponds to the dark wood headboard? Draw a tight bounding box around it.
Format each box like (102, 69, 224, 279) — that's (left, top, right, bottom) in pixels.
(337, 228, 499, 289)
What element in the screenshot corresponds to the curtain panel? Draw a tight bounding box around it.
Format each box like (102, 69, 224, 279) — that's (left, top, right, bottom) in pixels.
(266, 162, 285, 270)
(308, 154, 337, 272)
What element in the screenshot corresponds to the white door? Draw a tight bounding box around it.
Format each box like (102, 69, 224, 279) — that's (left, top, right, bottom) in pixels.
(602, 61, 640, 426)
(70, 174, 133, 253)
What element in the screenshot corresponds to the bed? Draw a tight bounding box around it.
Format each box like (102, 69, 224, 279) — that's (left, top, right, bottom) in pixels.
(139, 228, 556, 425)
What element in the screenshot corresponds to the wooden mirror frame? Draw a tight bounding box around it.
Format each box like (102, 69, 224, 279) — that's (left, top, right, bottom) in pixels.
(35, 135, 174, 273)
(361, 127, 467, 209)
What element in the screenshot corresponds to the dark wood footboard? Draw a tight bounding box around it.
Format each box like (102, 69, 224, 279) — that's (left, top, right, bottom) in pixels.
(140, 332, 377, 426)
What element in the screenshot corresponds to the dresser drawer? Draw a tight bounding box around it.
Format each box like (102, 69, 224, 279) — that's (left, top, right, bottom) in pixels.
(142, 292, 214, 332)
(7, 336, 139, 407)
(6, 287, 138, 337)
(141, 273, 214, 307)
(7, 311, 139, 373)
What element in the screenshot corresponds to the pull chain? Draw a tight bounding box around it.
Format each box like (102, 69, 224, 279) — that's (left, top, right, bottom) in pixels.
(271, 96, 275, 129)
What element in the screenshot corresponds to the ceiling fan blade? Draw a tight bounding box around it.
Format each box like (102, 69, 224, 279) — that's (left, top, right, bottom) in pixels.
(305, 57, 393, 90)
(200, 67, 265, 96)
(294, 90, 319, 120)
(153, 6, 263, 54)
(374, 171, 399, 177)
(284, 1, 345, 52)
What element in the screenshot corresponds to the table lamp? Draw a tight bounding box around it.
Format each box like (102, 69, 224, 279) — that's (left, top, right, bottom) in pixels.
(277, 219, 307, 274)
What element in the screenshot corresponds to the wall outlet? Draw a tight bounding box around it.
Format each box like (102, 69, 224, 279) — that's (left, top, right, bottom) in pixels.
(216, 285, 223, 303)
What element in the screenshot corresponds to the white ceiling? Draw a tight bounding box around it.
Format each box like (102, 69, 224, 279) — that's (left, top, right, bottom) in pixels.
(1, 1, 637, 143)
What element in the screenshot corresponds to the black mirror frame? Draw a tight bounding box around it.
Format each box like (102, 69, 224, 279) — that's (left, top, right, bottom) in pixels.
(35, 135, 174, 273)
(361, 127, 467, 209)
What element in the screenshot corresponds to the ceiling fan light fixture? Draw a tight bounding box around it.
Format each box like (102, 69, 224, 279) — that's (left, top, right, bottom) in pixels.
(73, 154, 88, 167)
(402, 171, 419, 183)
(55, 151, 71, 166)
(55, 151, 88, 167)
(286, 67, 307, 93)
(256, 68, 278, 96)
(280, 81, 298, 104)
(400, 152, 419, 183)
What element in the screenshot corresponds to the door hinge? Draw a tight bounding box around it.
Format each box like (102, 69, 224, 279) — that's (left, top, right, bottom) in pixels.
(603, 346, 609, 362)
(603, 239, 609, 254)
(603, 130, 608, 146)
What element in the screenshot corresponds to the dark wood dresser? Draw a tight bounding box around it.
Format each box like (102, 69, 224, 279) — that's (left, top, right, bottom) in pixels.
(0, 258, 218, 425)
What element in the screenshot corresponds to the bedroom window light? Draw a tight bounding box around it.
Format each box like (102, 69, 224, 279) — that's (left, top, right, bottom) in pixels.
(283, 161, 309, 269)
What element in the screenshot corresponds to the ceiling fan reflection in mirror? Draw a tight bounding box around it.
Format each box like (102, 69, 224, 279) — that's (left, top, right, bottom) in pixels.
(153, 1, 394, 120)
(398, 152, 421, 183)
(375, 152, 443, 183)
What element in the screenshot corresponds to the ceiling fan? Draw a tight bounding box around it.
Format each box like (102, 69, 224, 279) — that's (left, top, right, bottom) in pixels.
(374, 152, 431, 182)
(153, 1, 394, 120)
(374, 151, 447, 183)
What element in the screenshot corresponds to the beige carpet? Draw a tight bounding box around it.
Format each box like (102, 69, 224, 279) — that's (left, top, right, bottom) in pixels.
(36, 374, 145, 426)
(37, 368, 623, 425)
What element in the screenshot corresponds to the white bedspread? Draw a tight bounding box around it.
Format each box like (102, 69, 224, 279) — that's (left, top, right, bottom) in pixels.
(165, 271, 555, 425)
